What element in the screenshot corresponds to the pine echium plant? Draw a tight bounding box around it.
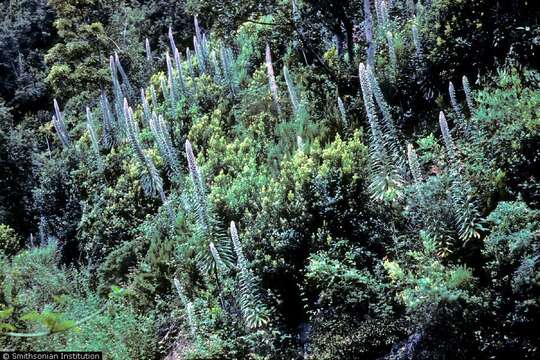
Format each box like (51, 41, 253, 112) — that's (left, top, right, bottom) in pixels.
(337, 96, 347, 128)
(359, 63, 403, 202)
(364, 0, 375, 66)
(99, 90, 114, 148)
(448, 81, 467, 134)
(265, 44, 281, 114)
(230, 221, 269, 329)
(412, 24, 422, 59)
(407, 143, 422, 183)
(123, 98, 168, 209)
(145, 38, 152, 63)
(283, 65, 299, 113)
(52, 99, 70, 148)
(462, 75, 474, 114)
(184, 140, 233, 295)
(366, 66, 403, 168)
(85, 107, 104, 172)
(173, 278, 197, 337)
(437, 111, 484, 245)
(438, 111, 456, 161)
(149, 112, 180, 177)
(386, 31, 397, 75)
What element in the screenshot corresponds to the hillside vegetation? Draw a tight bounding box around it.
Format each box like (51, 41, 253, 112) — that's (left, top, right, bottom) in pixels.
(1, 0, 539, 358)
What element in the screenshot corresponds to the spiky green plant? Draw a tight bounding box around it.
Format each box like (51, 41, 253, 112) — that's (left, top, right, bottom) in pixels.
(230, 221, 269, 329)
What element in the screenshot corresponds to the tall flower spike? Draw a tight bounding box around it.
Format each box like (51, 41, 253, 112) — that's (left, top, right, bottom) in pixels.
(173, 278, 197, 336)
(52, 99, 70, 147)
(375, 0, 383, 27)
(265, 44, 281, 114)
(448, 81, 464, 120)
(86, 107, 104, 172)
(283, 65, 299, 113)
(439, 111, 456, 160)
(99, 91, 113, 147)
(363, 0, 375, 66)
(462, 75, 474, 113)
(168, 27, 176, 52)
(114, 53, 133, 99)
(220, 45, 236, 96)
(185, 139, 207, 229)
(386, 31, 397, 74)
(412, 24, 422, 58)
(145, 38, 152, 62)
(230, 221, 246, 265)
(381, 0, 389, 30)
(337, 96, 347, 127)
(407, 143, 422, 182)
(209, 242, 224, 271)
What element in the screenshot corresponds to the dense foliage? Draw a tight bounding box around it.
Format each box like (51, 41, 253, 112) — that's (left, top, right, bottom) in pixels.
(1, 0, 539, 358)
